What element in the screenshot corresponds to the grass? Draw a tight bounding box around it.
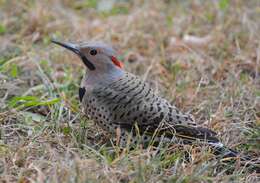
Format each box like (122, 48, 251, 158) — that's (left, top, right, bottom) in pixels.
(0, 0, 260, 182)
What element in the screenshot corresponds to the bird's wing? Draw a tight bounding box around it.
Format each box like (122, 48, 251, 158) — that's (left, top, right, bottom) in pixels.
(92, 72, 219, 143)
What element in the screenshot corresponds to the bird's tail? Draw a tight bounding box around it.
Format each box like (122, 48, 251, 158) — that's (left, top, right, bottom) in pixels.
(208, 142, 244, 159)
(209, 142, 260, 172)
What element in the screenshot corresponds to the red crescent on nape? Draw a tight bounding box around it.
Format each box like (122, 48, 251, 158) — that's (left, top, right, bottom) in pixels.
(111, 56, 123, 68)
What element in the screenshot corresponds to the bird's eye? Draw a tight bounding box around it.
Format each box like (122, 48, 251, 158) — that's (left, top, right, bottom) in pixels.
(90, 49, 97, 56)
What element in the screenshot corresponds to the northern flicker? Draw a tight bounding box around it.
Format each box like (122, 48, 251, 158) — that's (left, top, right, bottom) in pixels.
(51, 40, 244, 158)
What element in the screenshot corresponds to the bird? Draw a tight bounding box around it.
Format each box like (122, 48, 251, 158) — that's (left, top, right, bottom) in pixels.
(51, 39, 250, 160)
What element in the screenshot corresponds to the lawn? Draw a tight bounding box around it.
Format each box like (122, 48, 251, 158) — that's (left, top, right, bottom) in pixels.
(0, 0, 259, 182)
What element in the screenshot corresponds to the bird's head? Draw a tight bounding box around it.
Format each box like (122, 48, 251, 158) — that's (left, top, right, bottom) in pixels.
(51, 40, 123, 72)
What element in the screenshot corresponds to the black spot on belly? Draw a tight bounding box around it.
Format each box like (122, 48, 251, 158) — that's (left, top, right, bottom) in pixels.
(153, 112, 164, 124)
(79, 87, 86, 102)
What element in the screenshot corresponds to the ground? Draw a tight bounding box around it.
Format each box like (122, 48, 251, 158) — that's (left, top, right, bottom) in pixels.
(0, 0, 260, 182)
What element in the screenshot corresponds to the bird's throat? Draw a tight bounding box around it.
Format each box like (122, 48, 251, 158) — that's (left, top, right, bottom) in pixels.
(84, 68, 124, 87)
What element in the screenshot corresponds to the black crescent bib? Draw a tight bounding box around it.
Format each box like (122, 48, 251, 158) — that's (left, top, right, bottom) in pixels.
(79, 87, 86, 102)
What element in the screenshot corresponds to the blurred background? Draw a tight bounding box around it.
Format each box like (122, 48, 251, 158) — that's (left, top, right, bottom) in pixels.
(0, 0, 259, 182)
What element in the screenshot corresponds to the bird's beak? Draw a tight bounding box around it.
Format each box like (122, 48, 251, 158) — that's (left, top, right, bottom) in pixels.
(51, 39, 80, 55)
(51, 39, 96, 70)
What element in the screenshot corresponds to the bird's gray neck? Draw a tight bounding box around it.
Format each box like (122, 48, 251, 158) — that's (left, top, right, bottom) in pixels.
(82, 67, 124, 89)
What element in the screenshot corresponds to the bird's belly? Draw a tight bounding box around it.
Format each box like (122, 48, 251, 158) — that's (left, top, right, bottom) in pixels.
(83, 101, 117, 133)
